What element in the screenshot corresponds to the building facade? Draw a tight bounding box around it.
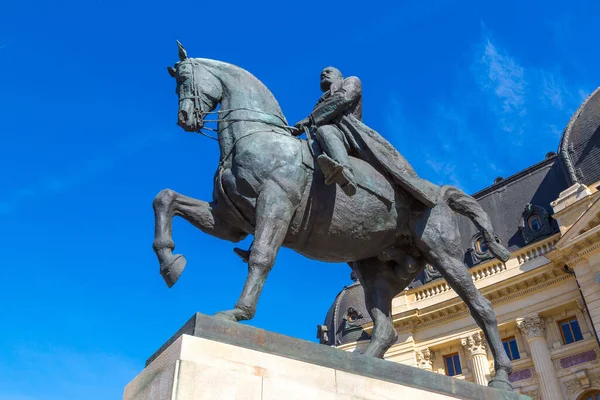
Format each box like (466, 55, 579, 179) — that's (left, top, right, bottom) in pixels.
(317, 88, 600, 400)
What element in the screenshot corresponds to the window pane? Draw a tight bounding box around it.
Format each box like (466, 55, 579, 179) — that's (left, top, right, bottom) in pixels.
(529, 215, 541, 231)
(509, 340, 520, 360)
(503, 342, 511, 359)
(561, 321, 574, 344)
(446, 356, 455, 376)
(454, 355, 462, 375)
(570, 319, 583, 341)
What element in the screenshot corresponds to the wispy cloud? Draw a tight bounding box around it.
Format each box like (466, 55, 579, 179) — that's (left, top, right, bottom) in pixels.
(0, 131, 171, 215)
(475, 38, 527, 142)
(479, 39, 527, 116)
(385, 30, 593, 195)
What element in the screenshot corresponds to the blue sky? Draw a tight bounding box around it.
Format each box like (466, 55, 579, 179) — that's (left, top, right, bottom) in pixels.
(0, 0, 598, 398)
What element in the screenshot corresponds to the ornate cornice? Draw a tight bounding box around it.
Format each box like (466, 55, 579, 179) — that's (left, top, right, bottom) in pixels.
(549, 233, 600, 267)
(517, 315, 546, 340)
(394, 269, 572, 333)
(410, 235, 559, 302)
(461, 332, 487, 357)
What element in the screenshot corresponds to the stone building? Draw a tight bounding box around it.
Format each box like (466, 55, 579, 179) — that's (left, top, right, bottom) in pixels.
(317, 87, 600, 400)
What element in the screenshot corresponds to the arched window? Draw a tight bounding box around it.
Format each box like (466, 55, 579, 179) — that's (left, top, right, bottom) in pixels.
(528, 215, 542, 231)
(476, 238, 489, 254)
(577, 390, 600, 400)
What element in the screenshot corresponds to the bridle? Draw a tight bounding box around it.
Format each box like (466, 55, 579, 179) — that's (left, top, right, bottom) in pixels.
(177, 60, 297, 142)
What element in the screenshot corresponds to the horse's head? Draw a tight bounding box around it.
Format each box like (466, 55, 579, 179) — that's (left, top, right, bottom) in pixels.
(167, 41, 222, 132)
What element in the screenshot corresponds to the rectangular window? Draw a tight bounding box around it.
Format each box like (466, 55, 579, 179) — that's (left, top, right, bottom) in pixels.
(558, 317, 584, 344)
(502, 337, 520, 360)
(444, 353, 462, 376)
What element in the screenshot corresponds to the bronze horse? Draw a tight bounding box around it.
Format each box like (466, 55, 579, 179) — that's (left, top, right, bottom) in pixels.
(153, 42, 513, 390)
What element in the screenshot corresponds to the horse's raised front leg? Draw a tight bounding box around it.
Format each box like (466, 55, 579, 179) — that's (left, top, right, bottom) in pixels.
(214, 178, 299, 323)
(353, 257, 424, 358)
(414, 204, 513, 391)
(152, 189, 248, 287)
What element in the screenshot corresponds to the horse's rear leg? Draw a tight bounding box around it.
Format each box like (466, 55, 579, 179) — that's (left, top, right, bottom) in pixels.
(152, 189, 247, 287)
(415, 205, 513, 391)
(353, 258, 424, 358)
(214, 179, 298, 323)
(444, 186, 510, 261)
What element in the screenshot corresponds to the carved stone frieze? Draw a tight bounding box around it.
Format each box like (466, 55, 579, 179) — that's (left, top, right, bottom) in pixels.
(415, 348, 434, 370)
(564, 372, 600, 398)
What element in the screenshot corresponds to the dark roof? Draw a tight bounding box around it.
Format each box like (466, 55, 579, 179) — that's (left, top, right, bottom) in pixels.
(462, 155, 568, 253)
(320, 282, 371, 346)
(559, 87, 600, 188)
(409, 155, 569, 285)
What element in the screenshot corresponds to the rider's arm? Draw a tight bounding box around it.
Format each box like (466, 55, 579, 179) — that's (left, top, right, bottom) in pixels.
(309, 77, 361, 126)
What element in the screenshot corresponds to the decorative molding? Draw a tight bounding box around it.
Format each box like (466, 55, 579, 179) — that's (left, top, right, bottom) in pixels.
(415, 348, 434, 370)
(423, 263, 442, 284)
(411, 235, 559, 302)
(554, 348, 600, 378)
(343, 307, 364, 334)
(468, 233, 495, 265)
(396, 272, 572, 332)
(461, 332, 487, 357)
(564, 371, 600, 399)
(519, 204, 555, 244)
(517, 315, 546, 340)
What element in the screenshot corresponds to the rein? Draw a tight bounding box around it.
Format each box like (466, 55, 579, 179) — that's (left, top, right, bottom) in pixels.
(180, 61, 297, 141)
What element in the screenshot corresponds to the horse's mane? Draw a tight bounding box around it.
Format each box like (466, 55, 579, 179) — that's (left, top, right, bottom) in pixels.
(189, 58, 289, 125)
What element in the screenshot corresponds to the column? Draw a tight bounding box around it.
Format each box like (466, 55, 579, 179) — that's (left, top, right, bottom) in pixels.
(415, 348, 434, 371)
(461, 332, 490, 386)
(574, 256, 600, 341)
(517, 314, 563, 400)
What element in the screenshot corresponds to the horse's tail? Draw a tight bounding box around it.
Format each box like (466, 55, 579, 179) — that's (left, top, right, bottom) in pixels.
(441, 185, 511, 262)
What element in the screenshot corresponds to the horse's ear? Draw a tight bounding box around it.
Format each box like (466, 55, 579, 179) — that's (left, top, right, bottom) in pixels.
(176, 40, 188, 61)
(167, 66, 176, 77)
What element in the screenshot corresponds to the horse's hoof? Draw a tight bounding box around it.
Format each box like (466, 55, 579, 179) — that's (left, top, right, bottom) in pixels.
(213, 310, 239, 323)
(488, 378, 513, 392)
(160, 254, 187, 288)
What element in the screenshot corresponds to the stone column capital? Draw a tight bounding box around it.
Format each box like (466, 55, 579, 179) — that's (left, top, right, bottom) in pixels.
(415, 348, 434, 370)
(461, 332, 487, 357)
(517, 315, 546, 340)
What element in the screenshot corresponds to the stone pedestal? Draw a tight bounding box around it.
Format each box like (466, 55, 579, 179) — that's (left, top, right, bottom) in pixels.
(124, 313, 529, 400)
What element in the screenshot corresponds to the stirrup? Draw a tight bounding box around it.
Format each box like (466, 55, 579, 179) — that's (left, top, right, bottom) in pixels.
(233, 247, 250, 263)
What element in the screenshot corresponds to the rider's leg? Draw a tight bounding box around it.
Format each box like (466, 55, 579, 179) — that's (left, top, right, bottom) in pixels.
(315, 125, 357, 196)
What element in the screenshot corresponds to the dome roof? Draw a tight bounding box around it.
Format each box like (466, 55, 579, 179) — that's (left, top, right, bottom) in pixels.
(559, 87, 600, 187)
(317, 281, 371, 346)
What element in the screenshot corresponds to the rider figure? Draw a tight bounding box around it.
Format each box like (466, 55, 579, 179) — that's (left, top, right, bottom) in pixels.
(294, 67, 360, 196)
(234, 66, 439, 263)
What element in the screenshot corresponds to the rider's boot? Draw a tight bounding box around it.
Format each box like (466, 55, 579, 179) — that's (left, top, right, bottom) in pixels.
(317, 154, 357, 196)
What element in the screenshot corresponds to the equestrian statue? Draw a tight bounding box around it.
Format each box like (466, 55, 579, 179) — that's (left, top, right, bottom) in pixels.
(153, 41, 514, 391)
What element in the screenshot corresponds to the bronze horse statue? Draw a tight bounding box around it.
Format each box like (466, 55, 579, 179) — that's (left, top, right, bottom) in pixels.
(153, 42, 514, 390)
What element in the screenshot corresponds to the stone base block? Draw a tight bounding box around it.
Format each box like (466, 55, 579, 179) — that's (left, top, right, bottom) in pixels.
(124, 313, 529, 400)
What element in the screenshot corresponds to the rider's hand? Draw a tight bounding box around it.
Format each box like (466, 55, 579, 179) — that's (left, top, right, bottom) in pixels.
(293, 117, 311, 135)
